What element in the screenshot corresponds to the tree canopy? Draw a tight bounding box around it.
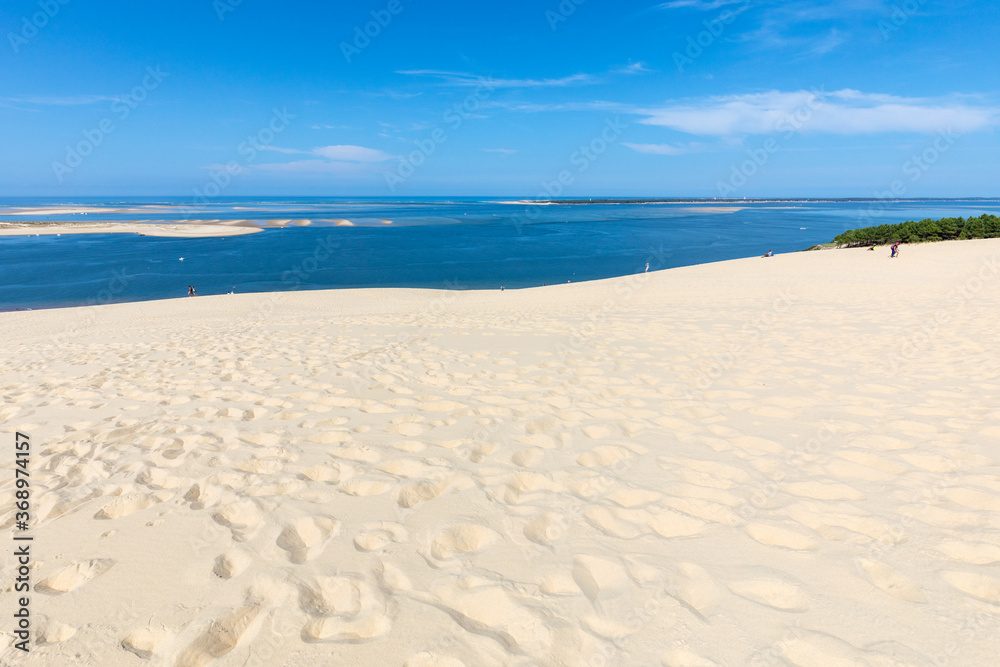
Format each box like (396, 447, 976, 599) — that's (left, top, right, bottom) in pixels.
(832, 214, 1000, 247)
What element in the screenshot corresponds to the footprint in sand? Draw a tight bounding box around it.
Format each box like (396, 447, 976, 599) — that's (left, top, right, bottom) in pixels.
(744, 523, 819, 551)
(935, 539, 1000, 565)
(584, 506, 645, 539)
(94, 493, 155, 519)
(277, 516, 341, 563)
(213, 550, 252, 579)
(580, 614, 637, 641)
(122, 627, 172, 660)
(942, 571, 1000, 603)
(415, 582, 551, 656)
(339, 478, 394, 497)
(37, 618, 77, 644)
(354, 522, 409, 552)
(511, 448, 544, 467)
(728, 578, 809, 612)
(212, 500, 265, 542)
(429, 524, 500, 562)
(577, 445, 633, 468)
(375, 559, 413, 594)
(300, 461, 354, 484)
(523, 512, 570, 547)
(35, 559, 115, 594)
(666, 563, 721, 619)
(176, 604, 264, 666)
(646, 508, 706, 539)
(298, 575, 392, 643)
(572, 555, 630, 604)
(856, 559, 926, 603)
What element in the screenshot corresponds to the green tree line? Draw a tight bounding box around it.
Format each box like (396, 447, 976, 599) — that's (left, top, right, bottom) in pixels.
(832, 214, 1000, 247)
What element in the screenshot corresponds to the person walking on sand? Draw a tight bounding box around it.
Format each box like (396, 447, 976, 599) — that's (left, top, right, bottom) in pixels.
(187, 285, 194, 296)
(644, 262, 650, 273)
(890, 242, 900, 258)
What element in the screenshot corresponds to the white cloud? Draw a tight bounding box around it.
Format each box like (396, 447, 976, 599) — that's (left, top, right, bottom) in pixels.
(311, 145, 393, 162)
(635, 90, 999, 136)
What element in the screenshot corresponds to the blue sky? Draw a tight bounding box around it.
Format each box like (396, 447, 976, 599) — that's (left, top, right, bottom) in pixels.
(1, 0, 998, 197)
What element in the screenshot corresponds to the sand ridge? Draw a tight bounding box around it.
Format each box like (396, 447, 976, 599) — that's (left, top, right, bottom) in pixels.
(1, 239, 999, 665)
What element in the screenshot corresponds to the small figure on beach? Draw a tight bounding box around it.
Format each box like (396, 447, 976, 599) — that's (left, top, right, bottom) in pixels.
(890, 242, 900, 258)
(501, 285, 505, 291)
(644, 262, 650, 272)
(868, 244, 877, 251)
(187, 285, 197, 296)
(763, 249, 774, 257)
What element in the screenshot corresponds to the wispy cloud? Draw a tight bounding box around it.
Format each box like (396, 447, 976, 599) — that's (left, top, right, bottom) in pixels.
(254, 144, 394, 175)
(1, 94, 117, 107)
(312, 145, 393, 162)
(614, 62, 654, 75)
(398, 69, 594, 88)
(623, 142, 708, 155)
(656, 0, 749, 10)
(635, 90, 999, 136)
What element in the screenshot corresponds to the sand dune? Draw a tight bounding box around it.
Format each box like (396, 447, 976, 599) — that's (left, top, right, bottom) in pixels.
(1, 239, 999, 665)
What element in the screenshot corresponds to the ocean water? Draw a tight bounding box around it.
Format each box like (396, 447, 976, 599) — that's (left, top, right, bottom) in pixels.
(2, 197, 999, 311)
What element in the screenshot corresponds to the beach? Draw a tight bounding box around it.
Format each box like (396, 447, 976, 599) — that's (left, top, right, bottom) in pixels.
(2, 239, 999, 666)
(0, 222, 261, 238)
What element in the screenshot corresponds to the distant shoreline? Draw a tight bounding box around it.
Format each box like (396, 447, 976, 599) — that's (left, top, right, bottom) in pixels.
(497, 197, 1000, 206)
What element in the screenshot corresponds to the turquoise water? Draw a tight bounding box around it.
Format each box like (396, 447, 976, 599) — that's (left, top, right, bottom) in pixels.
(2, 197, 999, 311)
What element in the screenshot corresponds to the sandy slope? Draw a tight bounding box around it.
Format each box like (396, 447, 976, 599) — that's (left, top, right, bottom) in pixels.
(1, 240, 999, 666)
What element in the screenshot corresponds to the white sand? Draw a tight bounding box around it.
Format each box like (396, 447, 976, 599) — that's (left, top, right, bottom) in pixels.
(0, 222, 261, 238)
(2, 240, 999, 666)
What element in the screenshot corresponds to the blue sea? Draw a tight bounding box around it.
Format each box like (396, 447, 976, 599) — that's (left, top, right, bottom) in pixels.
(2, 197, 999, 311)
